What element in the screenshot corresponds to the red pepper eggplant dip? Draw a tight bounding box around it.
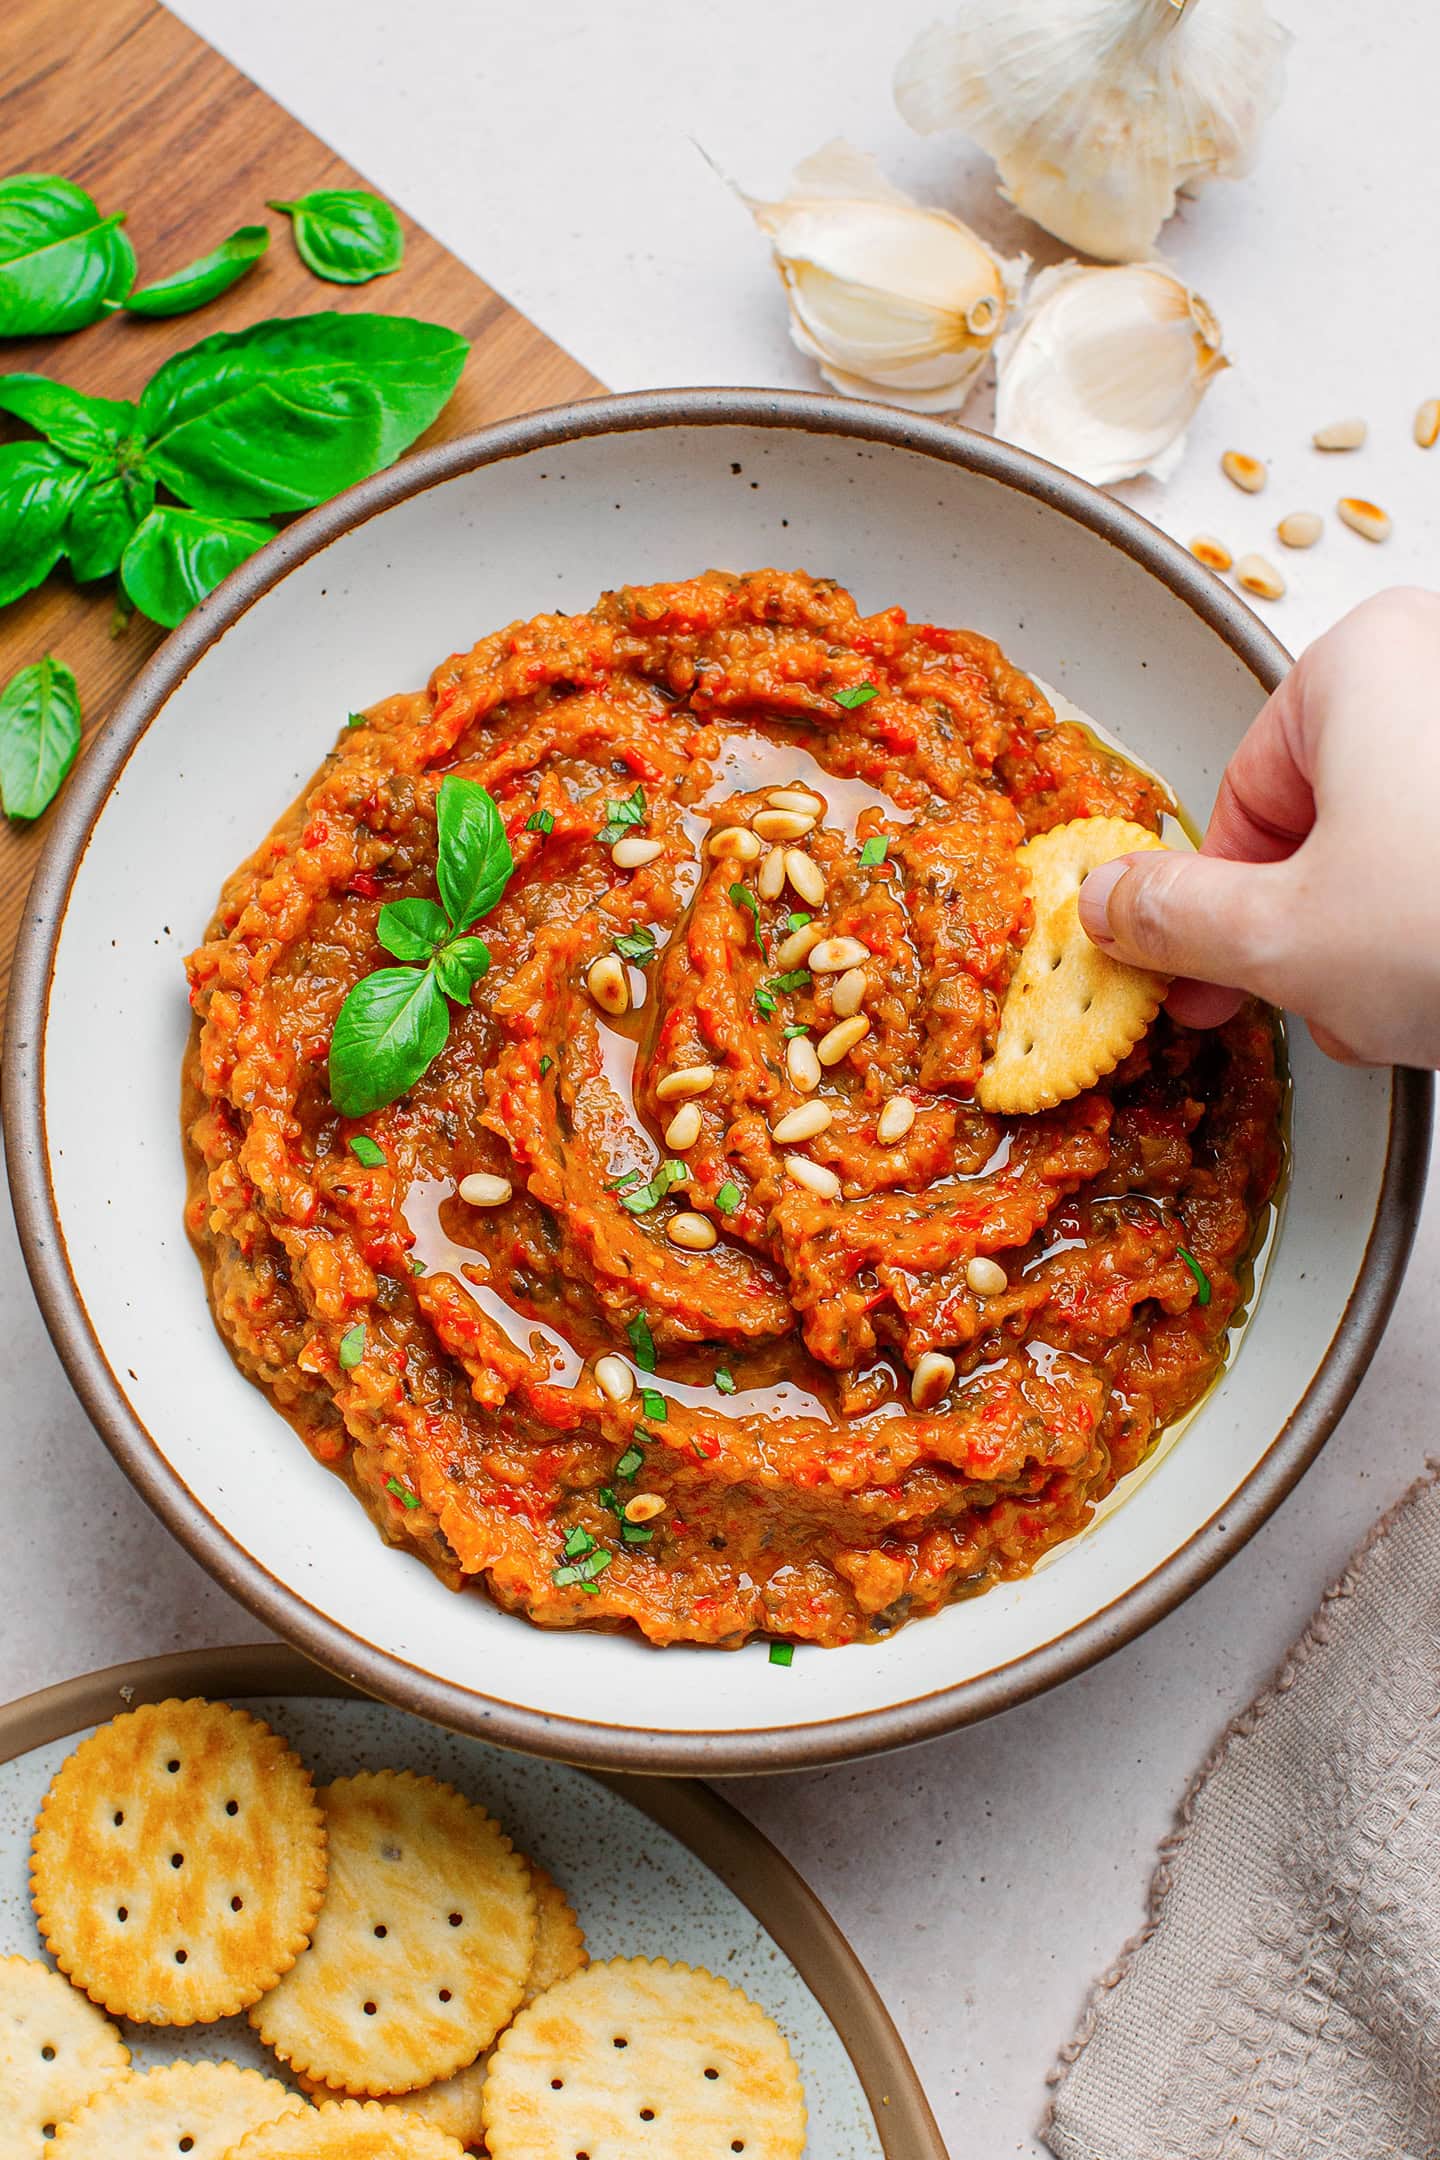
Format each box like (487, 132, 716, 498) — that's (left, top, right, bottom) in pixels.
(183, 569, 1284, 1652)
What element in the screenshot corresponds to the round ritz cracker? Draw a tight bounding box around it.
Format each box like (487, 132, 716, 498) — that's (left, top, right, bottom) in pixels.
(482, 1956, 808, 2160)
(252, 1770, 536, 2096)
(0, 1952, 129, 2158)
(50, 2059, 307, 2158)
(294, 1861, 586, 2148)
(977, 815, 1170, 1116)
(30, 1700, 327, 2026)
(225, 2099, 469, 2158)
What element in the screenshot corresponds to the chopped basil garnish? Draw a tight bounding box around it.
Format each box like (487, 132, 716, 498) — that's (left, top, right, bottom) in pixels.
(714, 1367, 736, 1394)
(385, 1476, 419, 1509)
(782, 1023, 810, 1039)
(715, 1180, 741, 1215)
(613, 925, 657, 966)
(766, 968, 811, 994)
(769, 1641, 794, 1666)
(610, 1167, 644, 1191)
(627, 1312, 657, 1372)
(640, 1388, 668, 1422)
(596, 785, 647, 845)
(338, 1322, 365, 1369)
(408, 1256, 427, 1275)
(563, 1524, 596, 1559)
(1178, 1247, 1212, 1306)
(754, 987, 777, 1017)
(539, 1054, 553, 1076)
(615, 1444, 645, 1480)
(346, 711, 367, 728)
(526, 808, 554, 835)
(618, 1160, 687, 1214)
(859, 836, 889, 866)
(729, 881, 764, 951)
(621, 1521, 654, 1545)
(785, 911, 812, 933)
(834, 681, 878, 709)
(348, 1135, 386, 1167)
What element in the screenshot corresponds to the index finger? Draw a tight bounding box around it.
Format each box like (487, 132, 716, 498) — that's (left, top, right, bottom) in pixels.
(1201, 665, 1315, 865)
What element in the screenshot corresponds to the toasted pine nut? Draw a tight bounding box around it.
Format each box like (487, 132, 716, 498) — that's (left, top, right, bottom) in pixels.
(594, 1354, 635, 1403)
(910, 1350, 956, 1410)
(1312, 416, 1366, 451)
(966, 1255, 1008, 1296)
(1337, 496, 1392, 542)
(767, 787, 825, 815)
(771, 1100, 833, 1145)
(830, 967, 867, 1018)
(817, 1014, 870, 1066)
(655, 1063, 716, 1101)
(808, 936, 870, 974)
(1276, 512, 1323, 550)
(753, 808, 816, 842)
(784, 1154, 841, 1199)
(667, 1211, 717, 1251)
(624, 1492, 666, 1522)
(786, 1033, 822, 1092)
(664, 1102, 703, 1150)
(1415, 397, 1440, 449)
(1235, 552, 1286, 600)
(1221, 450, 1266, 494)
(758, 845, 787, 900)
(775, 922, 822, 972)
(459, 1172, 513, 1207)
(784, 850, 827, 908)
(586, 954, 630, 1014)
(710, 825, 762, 861)
(876, 1096, 915, 1144)
(611, 835, 663, 869)
(1189, 534, 1233, 573)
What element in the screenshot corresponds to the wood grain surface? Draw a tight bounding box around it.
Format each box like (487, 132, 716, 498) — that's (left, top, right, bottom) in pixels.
(0, 0, 602, 1016)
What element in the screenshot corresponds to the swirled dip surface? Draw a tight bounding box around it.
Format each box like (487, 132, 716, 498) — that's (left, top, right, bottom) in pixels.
(184, 571, 1283, 1648)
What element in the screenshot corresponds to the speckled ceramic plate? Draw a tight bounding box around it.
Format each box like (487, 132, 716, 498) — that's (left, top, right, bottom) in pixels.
(6, 390, 1430, 1773)
(0, 1645, 941, 2158)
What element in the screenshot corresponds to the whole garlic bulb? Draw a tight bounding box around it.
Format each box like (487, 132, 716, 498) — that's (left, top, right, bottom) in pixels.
(994, 262, 1227, 486)
(896, 0, 1290, 263)
(746, 139, 1026, 413)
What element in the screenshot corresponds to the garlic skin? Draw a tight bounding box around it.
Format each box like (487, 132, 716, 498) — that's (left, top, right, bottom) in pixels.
(994, 262, 1227, 487)
(747, 139, 1026, 413)
(896, 0, 1290, 264)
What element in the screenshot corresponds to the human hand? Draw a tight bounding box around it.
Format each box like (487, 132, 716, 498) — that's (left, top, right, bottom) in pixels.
(1077, 586, 1440, 1069)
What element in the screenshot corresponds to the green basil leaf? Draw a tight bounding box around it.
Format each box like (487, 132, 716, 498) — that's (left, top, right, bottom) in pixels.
(65, 465, 156, 583)
(138, 313, 468, 514)
(435, 775, 513, 929)
(270, 191, 404, 285)
(377, 896, 449, 963)
(119, 503, 272, 628)
(121, 224, 269, 318)
(329, 965, 449, 1117)
(0, 175, 135, 336)
(0, 653, 81, 820)
(0, 442, 84, 606)
(432, 936, 491, 1003)
(0, 373, 136, 462)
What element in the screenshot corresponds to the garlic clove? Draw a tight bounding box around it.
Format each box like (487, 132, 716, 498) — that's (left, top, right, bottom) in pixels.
(746, 139, 1027, 413)
(895, 0, 1291, 264)
(993, 262, 1227, 487)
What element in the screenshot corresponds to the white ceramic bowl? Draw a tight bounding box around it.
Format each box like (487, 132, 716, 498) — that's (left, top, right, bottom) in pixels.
(7, 391, 1429, 1773)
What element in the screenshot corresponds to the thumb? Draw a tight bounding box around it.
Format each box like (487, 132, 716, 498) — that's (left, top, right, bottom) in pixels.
(1077, 849, 1285, 993)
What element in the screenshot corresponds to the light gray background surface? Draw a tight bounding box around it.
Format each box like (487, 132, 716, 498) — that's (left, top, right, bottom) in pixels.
(7, 2, 1438, 2150)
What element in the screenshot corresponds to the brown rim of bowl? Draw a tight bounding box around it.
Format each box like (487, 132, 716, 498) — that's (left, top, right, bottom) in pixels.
(4, 386, 1432, 1776)
(0, 1642, 946, 2160)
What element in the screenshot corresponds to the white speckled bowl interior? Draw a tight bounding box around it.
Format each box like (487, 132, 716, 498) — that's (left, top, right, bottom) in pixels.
(7, 393, 1427, 1772)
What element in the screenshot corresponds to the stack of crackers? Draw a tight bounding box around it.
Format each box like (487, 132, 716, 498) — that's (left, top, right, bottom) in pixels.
(4, 1697, 807, 2157)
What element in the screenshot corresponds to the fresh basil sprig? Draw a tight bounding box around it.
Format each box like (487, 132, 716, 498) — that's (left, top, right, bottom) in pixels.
(0, 310, 469, 627)
(329, 776, 514, 1116)
(0, 174, 135, 337)
(269, 191, 404, 285)
(118, 225, 269, 318)
(0, 654, 81, 820)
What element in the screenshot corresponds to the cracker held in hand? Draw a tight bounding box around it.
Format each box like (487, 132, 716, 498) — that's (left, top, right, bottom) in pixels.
(978, 816, 1170, 1115)
(30, 1700, 327, 2025)
(50, 2060, 306, 2158)
(0, 1953, 128, 2158)
(225, 2099, 469, 2158)
(482, 1956, 807, 2160)
(252, 1771, 535, 2095)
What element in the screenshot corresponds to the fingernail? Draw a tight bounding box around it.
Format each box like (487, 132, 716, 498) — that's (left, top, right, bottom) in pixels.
(1078, 858, 1128, 946)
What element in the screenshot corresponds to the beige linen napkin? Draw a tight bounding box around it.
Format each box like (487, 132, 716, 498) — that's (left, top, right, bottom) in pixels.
(1045, 1463, 1440, 2160)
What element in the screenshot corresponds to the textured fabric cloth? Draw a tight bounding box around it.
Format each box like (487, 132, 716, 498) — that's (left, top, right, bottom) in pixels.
(1045, 1463, 1440, 2160)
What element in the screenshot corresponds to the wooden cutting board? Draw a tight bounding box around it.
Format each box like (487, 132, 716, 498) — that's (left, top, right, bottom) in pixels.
(0, 0, 603, 1016)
